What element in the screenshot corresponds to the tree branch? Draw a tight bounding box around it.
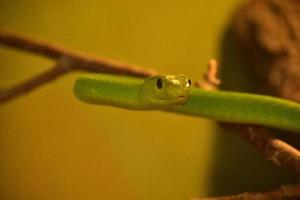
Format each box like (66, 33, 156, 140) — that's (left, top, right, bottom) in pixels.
(190, 60, 300, 199)
(0, 29, 156, 103)
(0, 30, 67, 59)
(0, 59, 69, 103)
(221, 124, 300, 175)
(193, 184, 300, 200)
(199, 60, 300, 176)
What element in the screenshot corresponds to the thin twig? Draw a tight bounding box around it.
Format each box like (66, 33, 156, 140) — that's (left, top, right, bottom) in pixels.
(0, 30, 156, 76)
(0, 57, 71, 103)
(0, 30, 156, 103)
(0, 30, 68, 59)
(195, 59, 221, 90)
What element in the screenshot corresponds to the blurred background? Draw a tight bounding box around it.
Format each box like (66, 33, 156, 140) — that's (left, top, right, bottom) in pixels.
(0, 0, 294, 199)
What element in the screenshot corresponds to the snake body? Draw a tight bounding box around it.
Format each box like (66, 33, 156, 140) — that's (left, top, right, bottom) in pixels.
(74, 73, 300, 132)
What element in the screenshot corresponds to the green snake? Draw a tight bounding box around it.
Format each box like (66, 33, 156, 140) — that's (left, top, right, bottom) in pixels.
(74, 73, 300, 132)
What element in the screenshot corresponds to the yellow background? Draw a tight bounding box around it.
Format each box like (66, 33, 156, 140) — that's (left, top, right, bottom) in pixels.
(0, 0, 294, 199)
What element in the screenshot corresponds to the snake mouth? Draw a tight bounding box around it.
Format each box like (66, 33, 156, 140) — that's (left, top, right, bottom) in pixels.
(152, 95, 188, 101)
(154, 95, 189, 105)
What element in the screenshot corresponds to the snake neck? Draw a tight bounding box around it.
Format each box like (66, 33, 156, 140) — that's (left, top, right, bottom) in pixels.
(74, 74, 152, 110)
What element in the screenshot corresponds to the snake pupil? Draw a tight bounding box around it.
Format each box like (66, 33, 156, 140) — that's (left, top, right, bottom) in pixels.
(156, 78, 163, 89)
(188, 79, 192, 85)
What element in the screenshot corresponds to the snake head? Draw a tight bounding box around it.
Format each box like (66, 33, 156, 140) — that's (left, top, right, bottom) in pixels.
(141, 74, 192, 107)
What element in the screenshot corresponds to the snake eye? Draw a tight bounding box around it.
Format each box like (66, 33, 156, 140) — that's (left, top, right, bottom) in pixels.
(188, 79, 192, 85)
(156, 78, 163, 89)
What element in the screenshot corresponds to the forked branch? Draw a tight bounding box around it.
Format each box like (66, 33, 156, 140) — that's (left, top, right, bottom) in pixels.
(0, 30, 156, 103)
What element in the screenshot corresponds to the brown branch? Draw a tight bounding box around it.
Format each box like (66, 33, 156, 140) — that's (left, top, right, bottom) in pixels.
(221, 124, 300, 175)
(0, 63, 68, 103)
(0, 30, 68, 59)
(192, 60, 300, 199)
(0, 30, 157, 103)
(193, 184, 300, 200)
(195, 59, 221, 90)
(204, 59, 221, 86)
(198, 59, 300, 176)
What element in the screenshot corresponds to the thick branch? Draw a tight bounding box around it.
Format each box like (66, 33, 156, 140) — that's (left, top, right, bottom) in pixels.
(199, 60, 300, 176)
(196, 184, 300, 200)
(228, 0, 300, 175)
(221, 124, 300, 175)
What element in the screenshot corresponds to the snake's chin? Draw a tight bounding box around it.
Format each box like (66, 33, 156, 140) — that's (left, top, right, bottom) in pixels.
(163, 96, 189, 105)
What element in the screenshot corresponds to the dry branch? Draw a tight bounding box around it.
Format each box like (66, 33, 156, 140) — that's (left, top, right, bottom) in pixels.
(221, 124, 300, 175)
(194, 184, 300, 200)
(191, 60, 300, 199)
(0, 63, 68, 103)
(199, 60, 300, 176)
(0, 29, 156, 103)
